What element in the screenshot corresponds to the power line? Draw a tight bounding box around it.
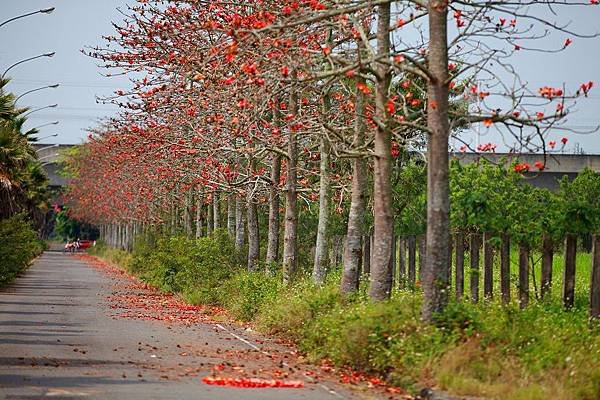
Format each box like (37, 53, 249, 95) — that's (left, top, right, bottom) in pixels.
(26, 113, 114, 121)
(7, 78, 121, 89)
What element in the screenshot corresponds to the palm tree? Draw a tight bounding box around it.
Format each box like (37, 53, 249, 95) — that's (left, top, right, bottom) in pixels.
(0, 78, 50, 221)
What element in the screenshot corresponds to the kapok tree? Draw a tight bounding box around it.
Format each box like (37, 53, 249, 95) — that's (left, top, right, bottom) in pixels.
(419, 0, 598, 321)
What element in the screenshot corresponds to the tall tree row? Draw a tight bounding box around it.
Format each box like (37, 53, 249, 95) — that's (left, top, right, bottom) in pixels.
(67, 1, 598, 321)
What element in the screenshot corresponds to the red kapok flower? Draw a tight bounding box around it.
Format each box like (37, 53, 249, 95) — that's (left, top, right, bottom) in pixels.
(534, 161, 545, 171)
(386, 99, 396, 114)
(356, 82, 371, 94)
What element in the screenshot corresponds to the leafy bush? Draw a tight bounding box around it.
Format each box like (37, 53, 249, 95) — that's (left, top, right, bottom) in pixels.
(255, 280, 344, 342)
(89, 240, 131, 267)
(220, 271, 283, 321)
(0, 215, 44, 286)
(300, 292, 448, 383)
(122, 229, 238, 302)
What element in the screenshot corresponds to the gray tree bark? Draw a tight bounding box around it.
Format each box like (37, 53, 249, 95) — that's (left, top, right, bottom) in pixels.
(266, 153, 281, 267)
(282, 85, 299, 284)
(195, 188, 204, 238)
(235, 195, 246, 251)
(227, 193, 236, 238)
(313, 135, 331, 285)
(341, 84, 367, 295)
(213, 191, 221, 231)
(369, 2, 394, 301)
(422, 1, 451, 322)
(184, 192, 193, 238)
(247, 176, 260, 272)
(206, 198, 213, 236)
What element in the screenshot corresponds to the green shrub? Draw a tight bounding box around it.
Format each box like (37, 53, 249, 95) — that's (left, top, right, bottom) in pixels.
(255, 280, 343, 342)
(174, 229, 237, 303)
(127, 230, 160, 274)
(220, 271, 283, 321)
(0, 215, 44, 286)
(89, 240, 132, 267)
(301, 293, 449, 382)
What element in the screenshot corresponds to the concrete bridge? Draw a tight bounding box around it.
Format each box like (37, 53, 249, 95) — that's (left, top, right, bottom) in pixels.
(32, 143, 74, 191)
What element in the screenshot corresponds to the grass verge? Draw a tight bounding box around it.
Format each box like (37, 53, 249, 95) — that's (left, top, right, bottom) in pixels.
(89, 230, 600, 400)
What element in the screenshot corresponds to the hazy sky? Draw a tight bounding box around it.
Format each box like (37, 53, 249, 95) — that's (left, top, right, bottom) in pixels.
(1, 1, 129, 145)
(1, 2, 600, 153)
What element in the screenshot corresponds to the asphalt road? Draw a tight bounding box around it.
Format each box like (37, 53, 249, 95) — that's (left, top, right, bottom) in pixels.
(0, 252, 373, 400)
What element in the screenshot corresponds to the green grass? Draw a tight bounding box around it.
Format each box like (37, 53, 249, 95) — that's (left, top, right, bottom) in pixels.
(91, 233, 600, 400)
(444, 247, 593, 310)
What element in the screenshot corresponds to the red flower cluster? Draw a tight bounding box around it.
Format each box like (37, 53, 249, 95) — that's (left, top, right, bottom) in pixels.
(356, 82, 370, 94)
(538, 86, 563, 99)
(202, 376, 304, 388)
(477, 142, 496, 153)
(580, 81, 594, 97)
(514, 162, 530, 173)
(454, 10, 465, 27)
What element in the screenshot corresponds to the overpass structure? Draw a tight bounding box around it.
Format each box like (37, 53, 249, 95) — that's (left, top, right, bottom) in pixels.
(453, 152, 600, 190)
(32, 143, 74, 191)
(32, 143, 600, 192)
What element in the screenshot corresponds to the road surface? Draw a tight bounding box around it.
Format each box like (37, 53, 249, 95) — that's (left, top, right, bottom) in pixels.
(0, 251, 380, 400)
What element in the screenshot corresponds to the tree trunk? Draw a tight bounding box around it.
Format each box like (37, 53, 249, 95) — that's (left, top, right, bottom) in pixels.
(170, 205, 178, 236)
(282, 85, 299, 284)
(195, 188, 204, 238)
(235, 195, 246, 251)
(227, 193, 236, 238)
(206, 196, 213, 236)
(362, 235, 371, 276)
(341, 141, 369, 294)
(266, 153, 281, 266)
(247, 181, 260, 272)
(421, 1, 451, 322)
(313, 135, 331, 285)
(398, 237, 406, 289)
(368, 2, 393, 301)
(213, 191, 221, 231)
(408, 235, 417, 286)
(185, 191, 193, 238)
(563, 234, 577, 309)
(418, 235, 426, 282)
